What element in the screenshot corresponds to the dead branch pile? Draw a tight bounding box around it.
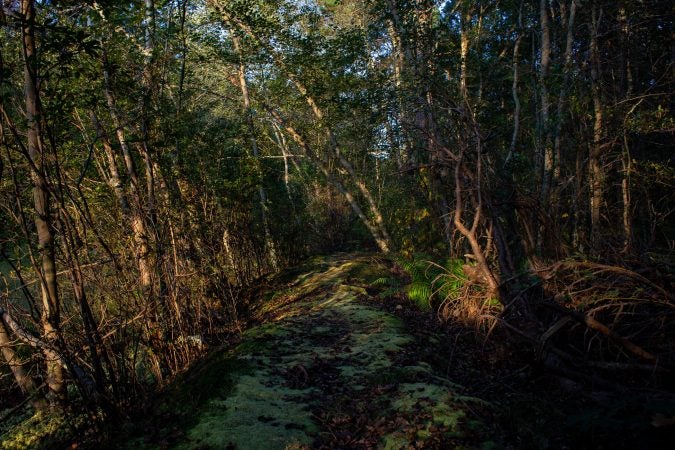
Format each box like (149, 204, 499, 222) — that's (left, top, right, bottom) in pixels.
(524, 259, 675, 385)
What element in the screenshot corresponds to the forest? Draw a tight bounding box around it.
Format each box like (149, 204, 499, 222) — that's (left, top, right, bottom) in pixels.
(0, 0, 673, 448)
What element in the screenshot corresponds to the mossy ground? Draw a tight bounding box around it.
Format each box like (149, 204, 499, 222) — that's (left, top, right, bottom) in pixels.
(0, 408, 95, 450)
(115, 254, 496, 449)
(6, 254, 670, 448)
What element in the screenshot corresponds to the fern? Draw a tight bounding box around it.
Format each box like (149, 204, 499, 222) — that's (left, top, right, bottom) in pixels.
(372, 276, 394, 286)
(398, 255, 469, 310)
(434, 258, 467, 301)
(400, 259, 426, 281)
(406, 281, 432, 310)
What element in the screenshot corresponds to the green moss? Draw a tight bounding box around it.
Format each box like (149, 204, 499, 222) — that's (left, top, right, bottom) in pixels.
(342, 258, 392, 284)
(180, 374, 317, 450)
(394, 383, 466, 429)
(0, 411, 73, 450)
(155, 351, 244, 418)
(379, 382, 491, 447)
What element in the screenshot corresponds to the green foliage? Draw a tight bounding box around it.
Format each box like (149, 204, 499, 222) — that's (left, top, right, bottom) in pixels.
(399, 256, 468, 311)
(371, 276, 393, 287)
(406, 280, 433, 309)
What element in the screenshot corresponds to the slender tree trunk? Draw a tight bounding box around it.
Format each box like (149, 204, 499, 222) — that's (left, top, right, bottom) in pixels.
(126, 0, 169, 327)
(270, 121, 296, 204)
(383, 0, 409, 162)
(589, 3, 604, 249)
(59, 214, 108, 396)
(90, 111, 129, 215)
(384, 0, 415, 80)
(539, 0, 553, 207)
(507, 3, 523, 165)
(0, 316, 47, 410)
(573, 142, 584, 249)
(620, 6, 633, 254)
(20, 0, 66, 404)
(231, 33, 278, 271)
(175, 0, 188, 159)
(553, 0, 578, 185)
(621, 130, 632, 253)
(459, 10, 471, 103)
(222, 228, 241, 286)
(140, 0, 168, 312)
(267, 108, 391, 253)
(101, 49, 153, 295)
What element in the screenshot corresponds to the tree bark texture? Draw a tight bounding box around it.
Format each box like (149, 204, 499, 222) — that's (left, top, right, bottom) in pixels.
(20, 0, 65, 404)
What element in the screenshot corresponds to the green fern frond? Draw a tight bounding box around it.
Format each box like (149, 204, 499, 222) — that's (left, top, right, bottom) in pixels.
(372, 277, 395, 286)
(444, 258, 467, 279)
(406, 281, 432, 310)
(397, 255, 470, 310)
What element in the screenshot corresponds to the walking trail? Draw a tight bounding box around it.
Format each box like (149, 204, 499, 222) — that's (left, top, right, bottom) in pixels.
(128, 254, 497, 449)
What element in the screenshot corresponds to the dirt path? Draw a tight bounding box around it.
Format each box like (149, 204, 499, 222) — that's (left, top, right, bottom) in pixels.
(130, 255, 496, 449)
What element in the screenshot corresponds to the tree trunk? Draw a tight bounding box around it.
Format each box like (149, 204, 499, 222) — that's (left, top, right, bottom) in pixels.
(459, 10, 471, 102)
(621, 130, 632, 253)
(589, 3, 604, 249)
(384, 4, 411, 165)
(537, 0, 553, 255)
(553, 0, 578, 185)
(270, 120, 297, 205)
(0, 316, 47, 410)
(59, 212, 108, 397)
(20, 0, 66, 405)
(232, 33, 279, 271)
(507, 2, 523, 165)
(539, 0, 553, 205)
(101, 48, 154, 295)
(139, 0, 168, 310)
(619, 5, 633, 254)
(90, 111, 129, 215)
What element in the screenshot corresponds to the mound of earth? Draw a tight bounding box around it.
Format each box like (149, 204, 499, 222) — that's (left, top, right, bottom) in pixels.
(121, 254, 498, 449)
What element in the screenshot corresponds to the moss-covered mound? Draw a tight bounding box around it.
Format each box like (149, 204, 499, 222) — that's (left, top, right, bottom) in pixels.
(118, 254, 496, 449)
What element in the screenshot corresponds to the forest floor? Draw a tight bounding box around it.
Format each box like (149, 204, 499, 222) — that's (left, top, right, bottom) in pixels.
(110, 253, 671, 450)
(3, 253, 672, 449)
